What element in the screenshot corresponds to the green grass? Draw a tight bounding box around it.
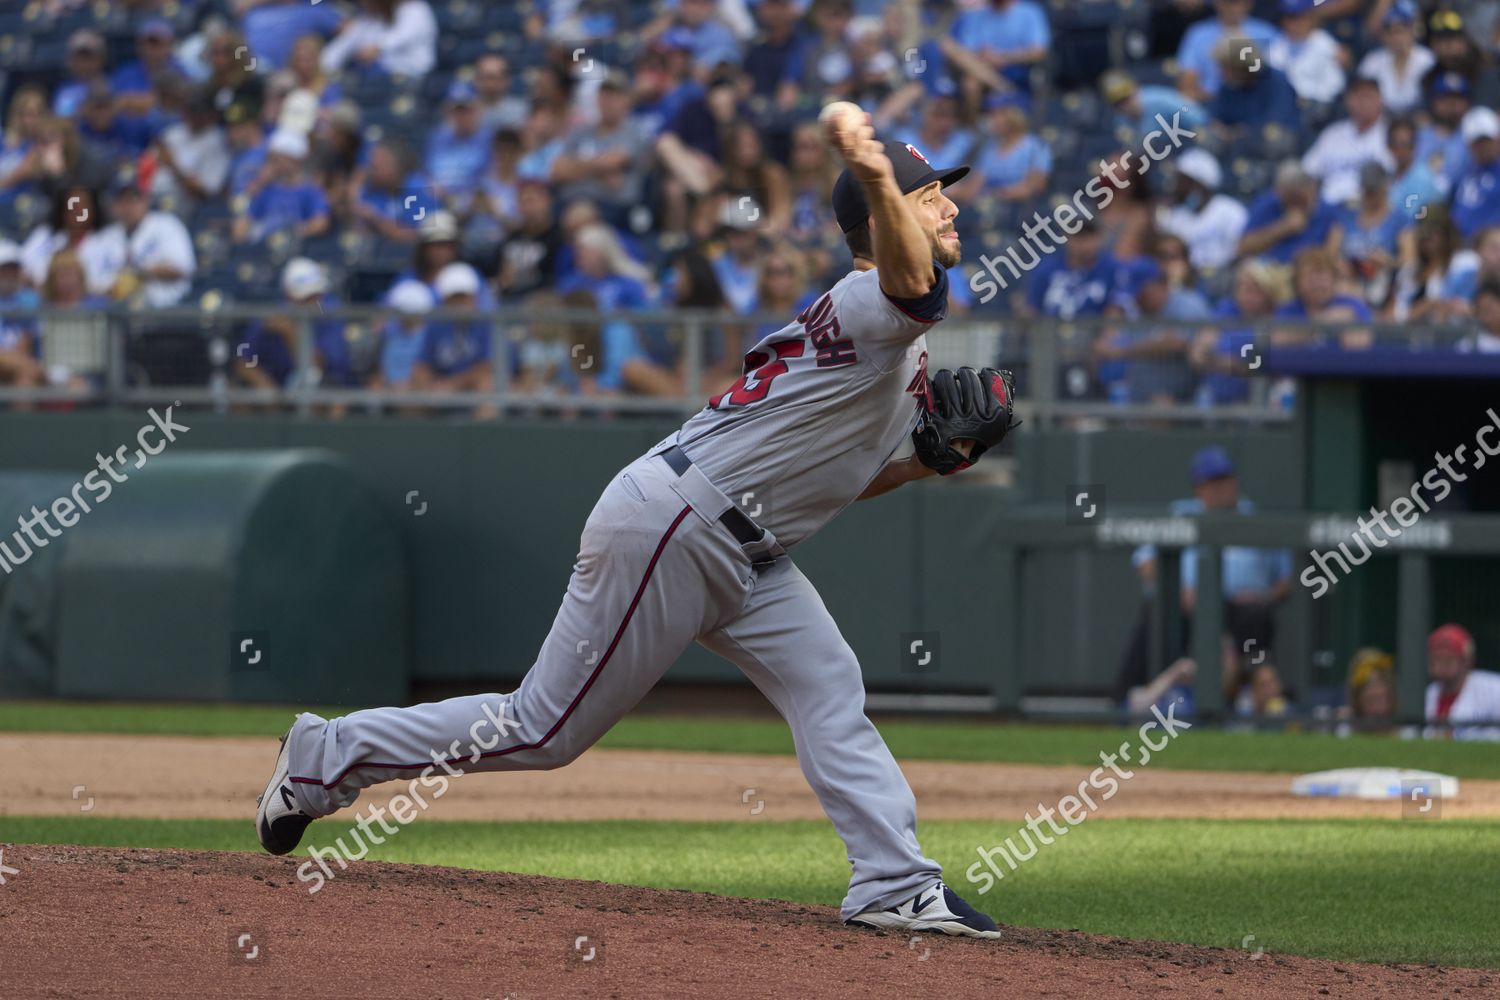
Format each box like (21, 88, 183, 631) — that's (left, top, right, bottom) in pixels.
(5, 814, 1495, 968)
(7, 700, 1500, 779)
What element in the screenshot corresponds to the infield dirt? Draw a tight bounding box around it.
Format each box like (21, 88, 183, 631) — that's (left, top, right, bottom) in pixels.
(1, 844, 1491, 999)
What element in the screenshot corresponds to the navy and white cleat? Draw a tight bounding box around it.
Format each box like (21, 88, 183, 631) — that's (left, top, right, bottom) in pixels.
(255, 721, 314, 856)
(847, 881, 1003, 939)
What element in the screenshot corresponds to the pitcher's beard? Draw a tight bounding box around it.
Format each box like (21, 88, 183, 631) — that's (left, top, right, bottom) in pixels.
(933, 233, 961, 269)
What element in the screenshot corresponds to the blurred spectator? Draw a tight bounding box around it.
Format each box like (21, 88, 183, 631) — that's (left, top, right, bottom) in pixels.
(0, 240, 42, 406)
(37, 248, 107, 398)
(742, 0, 810, 111)
(1419, 71, 1475, 188)
(1450, 107, 1500, 239)
(1093, 151, 1153, 262)
(1337, 648, 1397, 730)
(1425, 9, 1500, 108)
(425, 81, 493, 205)
(77, 83, 156, 165)
(706, 208, 764, 315)
(948, 0, 1050, 95)
(1266, 0, 1347, 105)
(1425, 623, 1500, 740)
(1175, 0, 1281, 102)
(112, 18, 189, 118)
(1238, 161, 1343, 264)
(240, 0, 346, 73)
(558, 223, 655, 312)
(474, 55, 528, 132)
(783, 121, 841, 276)
(372, 278, 435, 397)
(497, 182, 561, 301)
(234, 257, 349, 398)
(286, 34, 345, 109)
(1460, 280, 1500, 353)
(19, 187, 111, 294)
(1097, 257, 1211, 405)
(1115, 446, 1293, 713)
(552, 72, 654, 229)
(312, 103, 366, 218)
(393, 210, 467, 298)
(320, 0, 438, 78)
(1207, 39, 1301, 137)
(516, 102, 568, 183)
(1024, 220, 1129, 320)
(413, 262, 496, 414)
(893, 93, 976, 177)
(1387, 115, 1445, 221)
(94, 177, 196, 308)
(1099, 70, 1208, 144)
(0, 85, 51, 205)
(353, 139, 427, 242)
(967, 92, 1049, 203)
(53, 29, 110, 119)
(1192, 258, 1289, 405)
(783, 0, 859, 102)
(655, 72, 741, 233)
(1444, 224, 1500, 307)
(1158, 149, 1248, 271)
(233, 128, 330, 243)
(1301, 77, 1394, 205)
(150, 86, 231, 212)
(1338, 162, 1406, 307)
(1274, 246, 1375, 350)
(203, 26, 267, 115)
(225, 98, 269, 197)
(1357, 1, 1435, 115)
(719, 120, 792, 235)
(643, 0, 744, 79)
(463, 130, 524, 259)
(1391, 206, 1466, 321)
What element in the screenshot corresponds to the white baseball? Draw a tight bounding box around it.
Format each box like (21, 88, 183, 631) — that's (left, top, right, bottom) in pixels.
(818, 101, 865, 133)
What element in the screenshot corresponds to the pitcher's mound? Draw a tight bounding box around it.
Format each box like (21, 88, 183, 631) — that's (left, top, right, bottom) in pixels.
(0, 845, 1486, 998)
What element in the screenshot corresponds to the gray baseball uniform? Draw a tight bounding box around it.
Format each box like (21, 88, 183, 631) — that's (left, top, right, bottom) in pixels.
(285, 264, 950, 918)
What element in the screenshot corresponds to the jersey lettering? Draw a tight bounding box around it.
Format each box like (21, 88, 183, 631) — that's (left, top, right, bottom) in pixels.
(798, 293, 858, 369)
(906, 350, 932, 412)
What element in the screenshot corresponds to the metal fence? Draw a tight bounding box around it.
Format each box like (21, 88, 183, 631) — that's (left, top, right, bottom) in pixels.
(0, 305, 1480, 423)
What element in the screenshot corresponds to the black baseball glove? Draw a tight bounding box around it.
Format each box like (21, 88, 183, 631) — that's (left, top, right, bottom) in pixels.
(911, 366, 1018, 476)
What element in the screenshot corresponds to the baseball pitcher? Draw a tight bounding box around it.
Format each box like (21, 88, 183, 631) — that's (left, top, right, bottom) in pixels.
(257, 106, 1018, 937)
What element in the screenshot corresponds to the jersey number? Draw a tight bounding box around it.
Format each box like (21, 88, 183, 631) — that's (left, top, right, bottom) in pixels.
(709, 340, 805, 409)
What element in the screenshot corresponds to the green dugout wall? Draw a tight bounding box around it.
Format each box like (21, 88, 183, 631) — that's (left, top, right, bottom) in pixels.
(1, 408, 1492, 711)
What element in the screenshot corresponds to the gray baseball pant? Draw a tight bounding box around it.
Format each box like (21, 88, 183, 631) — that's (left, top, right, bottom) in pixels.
(285, 449, 940, 918)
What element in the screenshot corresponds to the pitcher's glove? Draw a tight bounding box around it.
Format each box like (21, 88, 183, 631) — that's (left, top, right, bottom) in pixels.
(912, 367, 1018, 476)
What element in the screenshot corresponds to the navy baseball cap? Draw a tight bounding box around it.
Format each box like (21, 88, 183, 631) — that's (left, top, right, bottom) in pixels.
(832, 138, 969, 233)
(1191, 446, 1236, 485)
(1280, 0, 1315, 14)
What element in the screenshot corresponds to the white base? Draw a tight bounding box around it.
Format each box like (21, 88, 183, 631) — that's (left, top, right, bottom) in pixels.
(1290, 767, 1459, 800)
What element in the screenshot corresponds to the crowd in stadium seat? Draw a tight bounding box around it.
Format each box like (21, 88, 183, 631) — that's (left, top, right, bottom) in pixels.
(0, 0, 1498, 409)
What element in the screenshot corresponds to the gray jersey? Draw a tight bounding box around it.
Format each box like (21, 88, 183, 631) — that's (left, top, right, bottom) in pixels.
(674, 266, 946, 548)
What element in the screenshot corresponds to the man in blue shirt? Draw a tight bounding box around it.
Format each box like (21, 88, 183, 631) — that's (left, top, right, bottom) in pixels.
(0, 239, 42, 399)
(1115, 447, 1294, 714)
(1100, 70, 1209, 144)
(53, 29, 109, 119)
(112, 18, 190, 118)
(1237, 161, 1342, 263)
(949, 0, 1050, 93)
(1175, 0, 1281, 101)
(413, 262, 498, 417)
(742, 0, 809, 108)
(233, 129, 330, 244)
(425, 81, 493, 207)
(1451, 108, 1500, 239)
(1024, 221, 1130, 320)
(1207, 39, 1301, 137)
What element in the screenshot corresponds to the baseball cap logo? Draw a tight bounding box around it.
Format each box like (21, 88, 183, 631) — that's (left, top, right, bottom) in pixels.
(904, 143, 929, 164)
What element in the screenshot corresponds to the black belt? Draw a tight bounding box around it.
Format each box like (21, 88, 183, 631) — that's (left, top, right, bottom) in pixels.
(661, 445, 767, 549)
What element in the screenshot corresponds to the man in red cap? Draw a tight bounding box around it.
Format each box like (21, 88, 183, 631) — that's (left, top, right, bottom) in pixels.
(1425, 624, 1500, 740)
